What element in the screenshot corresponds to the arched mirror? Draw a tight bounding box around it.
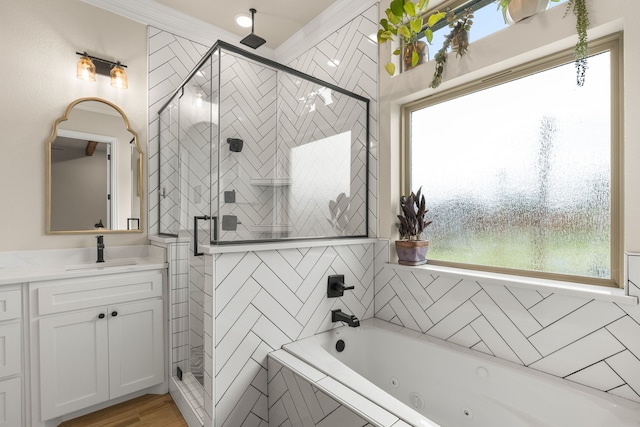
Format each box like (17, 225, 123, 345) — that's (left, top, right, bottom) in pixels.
(46, 97, 143, 234)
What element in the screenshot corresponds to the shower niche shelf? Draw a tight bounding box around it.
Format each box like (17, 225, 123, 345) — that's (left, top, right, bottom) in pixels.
(250, 177, 291, 187)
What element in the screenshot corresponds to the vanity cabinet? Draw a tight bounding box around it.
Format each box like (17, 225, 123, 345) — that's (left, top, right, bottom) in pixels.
(32, 271, 165, 421)
(0, 287, 23, 427)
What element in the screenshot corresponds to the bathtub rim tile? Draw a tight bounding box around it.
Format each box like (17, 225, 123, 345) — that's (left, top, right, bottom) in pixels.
(315, 376, 402, 427)
(268, 349, 327, 383)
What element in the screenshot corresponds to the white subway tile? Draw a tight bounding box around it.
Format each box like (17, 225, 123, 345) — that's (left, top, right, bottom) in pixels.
(565, 361, 624, 391)
(472, 291, 542, 365)
(529, 301, 625, 356)
(529, 329, 624, 377)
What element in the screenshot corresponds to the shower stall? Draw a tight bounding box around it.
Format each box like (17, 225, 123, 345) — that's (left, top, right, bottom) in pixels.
(158, 40, 369, 424)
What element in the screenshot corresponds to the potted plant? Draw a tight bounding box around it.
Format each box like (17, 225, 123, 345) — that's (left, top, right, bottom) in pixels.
(378, 0, 446, 76)
(496, 0, 557, 25)
(431, 9, 474, 89)
(396, 187, 432, 265)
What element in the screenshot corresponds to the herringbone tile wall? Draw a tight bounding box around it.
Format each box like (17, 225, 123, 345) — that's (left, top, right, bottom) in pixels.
(150, 20, 376, 242)
(149, 27, 211, 236)
(286, 6, 378, 239)
(150, 8, 379, 425)
(268, 353, 379, 427)
(212, 243, 375, 426)
(205, 8, 380, 423)
(217, 53, 279, 241)
(278, 76, 368, 238)
(375, 248, 640, 404)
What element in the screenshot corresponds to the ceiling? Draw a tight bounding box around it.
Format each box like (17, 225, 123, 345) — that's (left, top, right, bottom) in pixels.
(151, 0, 339, 49)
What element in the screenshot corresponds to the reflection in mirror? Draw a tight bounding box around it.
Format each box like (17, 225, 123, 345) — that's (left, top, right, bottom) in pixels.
(46, 98, 143, 233)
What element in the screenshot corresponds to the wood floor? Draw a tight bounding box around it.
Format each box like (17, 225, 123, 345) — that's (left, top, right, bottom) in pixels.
(58, 394, 188, 427)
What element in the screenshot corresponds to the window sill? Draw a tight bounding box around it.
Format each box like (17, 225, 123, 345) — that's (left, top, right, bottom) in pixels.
(385, 262, 638, 306)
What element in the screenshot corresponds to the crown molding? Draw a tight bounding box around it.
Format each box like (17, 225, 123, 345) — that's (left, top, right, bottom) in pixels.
(81, 0, 276, 58)
(275, 0, 378, 65)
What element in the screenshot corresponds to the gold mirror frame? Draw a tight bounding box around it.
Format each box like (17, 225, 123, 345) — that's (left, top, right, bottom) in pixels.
(45, 97, 143, 234)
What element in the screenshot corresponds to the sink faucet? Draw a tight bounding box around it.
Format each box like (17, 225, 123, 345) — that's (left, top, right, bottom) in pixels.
(96, 235, 105, 263)
(331, 309, 360, 327)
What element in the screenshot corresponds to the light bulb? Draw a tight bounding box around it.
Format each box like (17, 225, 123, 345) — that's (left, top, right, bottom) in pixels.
(110, 63, 128, 89)
(77, 56, 96, 82)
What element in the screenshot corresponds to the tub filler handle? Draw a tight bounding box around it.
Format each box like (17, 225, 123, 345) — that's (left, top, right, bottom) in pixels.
(327, 274, 355, 298)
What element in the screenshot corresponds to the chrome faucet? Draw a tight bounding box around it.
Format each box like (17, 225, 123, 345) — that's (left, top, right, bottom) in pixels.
(331, 309, 360, 327)
(96, 235, 105, 263)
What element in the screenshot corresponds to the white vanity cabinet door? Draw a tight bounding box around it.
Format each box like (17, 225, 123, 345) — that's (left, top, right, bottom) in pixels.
(39, 308, 110, 420)
(0, 323, 20, 378)
(108, 298, 164, 399)
(34, 270, 166, 421)
(0, 377, 22, 426)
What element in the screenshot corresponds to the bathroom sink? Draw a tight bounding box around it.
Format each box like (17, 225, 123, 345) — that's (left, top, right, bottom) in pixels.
(65, 259, 138, 271)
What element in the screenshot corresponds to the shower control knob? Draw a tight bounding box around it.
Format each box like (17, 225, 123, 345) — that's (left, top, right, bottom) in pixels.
(111, 311, 118, 317)
(328, 275, 354, 298)
(98, 313, 105, 319)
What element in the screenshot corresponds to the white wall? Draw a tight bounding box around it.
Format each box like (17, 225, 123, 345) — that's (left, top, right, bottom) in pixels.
(0, 0, 147, 251)
(378, 0, 640, 255)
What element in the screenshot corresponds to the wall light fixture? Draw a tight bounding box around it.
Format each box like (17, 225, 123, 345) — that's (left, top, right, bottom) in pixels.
(76, 51, 128, 89)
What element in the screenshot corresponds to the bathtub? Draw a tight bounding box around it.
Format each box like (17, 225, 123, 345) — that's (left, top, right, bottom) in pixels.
(282, 319, 640, 427)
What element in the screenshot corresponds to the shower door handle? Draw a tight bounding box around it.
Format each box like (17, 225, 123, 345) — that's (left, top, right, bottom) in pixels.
(193, 215, 217, 256)
(193, 215, 210, 256)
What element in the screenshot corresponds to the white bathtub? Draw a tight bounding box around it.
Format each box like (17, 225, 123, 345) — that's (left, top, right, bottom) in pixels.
(283, 319, 640, 427)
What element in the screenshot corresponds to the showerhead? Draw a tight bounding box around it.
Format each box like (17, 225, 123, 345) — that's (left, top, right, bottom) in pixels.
(241, 33, 266, 49)
(240, 8, 266, 49)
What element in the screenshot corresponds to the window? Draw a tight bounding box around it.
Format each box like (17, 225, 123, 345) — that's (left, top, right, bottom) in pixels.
(403, 37, 621, 286)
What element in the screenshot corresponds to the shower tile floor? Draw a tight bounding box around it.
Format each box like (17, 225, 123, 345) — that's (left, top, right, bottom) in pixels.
(179, 371, 205, 422)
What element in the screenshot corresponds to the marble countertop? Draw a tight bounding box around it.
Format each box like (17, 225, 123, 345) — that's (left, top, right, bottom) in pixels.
(0, 245, 167, 285)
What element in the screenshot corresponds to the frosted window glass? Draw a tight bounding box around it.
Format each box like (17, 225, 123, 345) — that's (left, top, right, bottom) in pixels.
(410, 51, 611, 279)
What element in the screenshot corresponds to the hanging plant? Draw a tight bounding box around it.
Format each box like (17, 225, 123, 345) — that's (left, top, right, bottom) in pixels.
(378, 0, 446, 76)
(431, 9, 474, 89)
(564, 0, 590, 86)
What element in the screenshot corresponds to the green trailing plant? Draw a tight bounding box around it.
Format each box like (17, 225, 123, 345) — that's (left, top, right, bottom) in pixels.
(431, 9, 474, 88)
(450, 8, 473, 57)
(564, 0, 590, 86)
(431, 34, 451, 89)
(495, 0, 589, 86)
(378, 0, 446, 76)
(397, 187, 432, 240)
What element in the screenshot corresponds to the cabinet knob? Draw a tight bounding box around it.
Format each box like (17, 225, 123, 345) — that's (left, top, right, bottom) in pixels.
(98, 313, 105, 319)
(111, 311, 118, 317)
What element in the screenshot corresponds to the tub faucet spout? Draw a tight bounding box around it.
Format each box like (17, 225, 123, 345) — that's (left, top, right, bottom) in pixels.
(331, 309, 360, 327)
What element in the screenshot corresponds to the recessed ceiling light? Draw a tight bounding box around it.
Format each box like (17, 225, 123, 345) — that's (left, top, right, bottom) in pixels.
(235, 14, 252, 28)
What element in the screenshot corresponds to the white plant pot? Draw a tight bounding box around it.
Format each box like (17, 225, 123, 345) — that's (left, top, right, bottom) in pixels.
(506, 0, 551, 25)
